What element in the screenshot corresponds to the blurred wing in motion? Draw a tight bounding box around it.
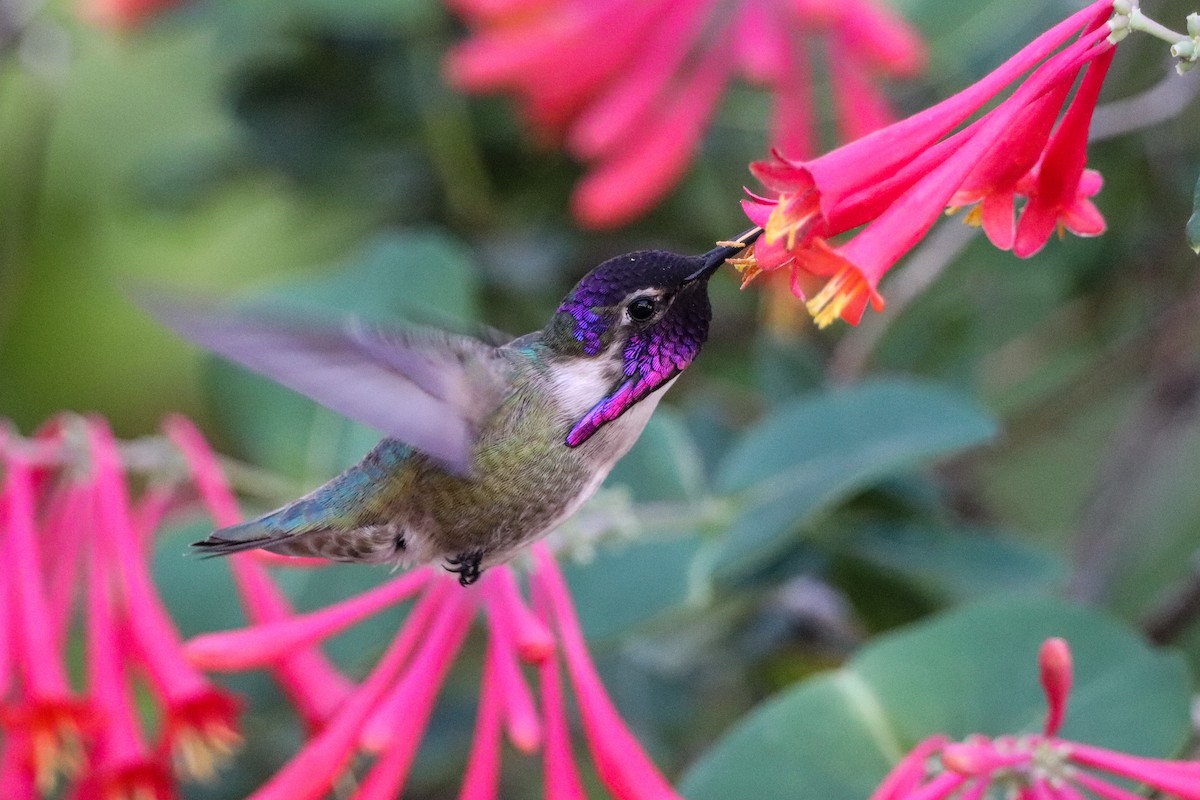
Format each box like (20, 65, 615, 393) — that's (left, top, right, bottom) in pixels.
(142, 294, 511, 476)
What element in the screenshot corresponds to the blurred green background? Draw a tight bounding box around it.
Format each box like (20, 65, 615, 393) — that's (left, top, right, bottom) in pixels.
(2, 0, 1199, 796)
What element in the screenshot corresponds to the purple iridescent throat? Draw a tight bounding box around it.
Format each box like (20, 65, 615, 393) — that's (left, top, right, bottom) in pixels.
(563, 284, 710, 447)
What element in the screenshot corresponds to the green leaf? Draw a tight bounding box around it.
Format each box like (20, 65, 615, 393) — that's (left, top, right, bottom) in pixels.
(753, 335, 825, 405)
(1189, 172, 1200, 254)
(207, 230, 481, 480)
(846, 523, 1066, 602)
(680, 598, 1193, 800)
(253, 229, 480, 324)
(560, 536, 705, 642)
(713, 380, 998, 578)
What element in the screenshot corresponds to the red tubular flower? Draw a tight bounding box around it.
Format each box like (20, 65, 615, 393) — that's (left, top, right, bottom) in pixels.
(0, 415, 259, 798)
(354, 595, 478, 799)
(483, 595, 543, 753)
(1014, 48, 1115, 257)
(538, 623, 589, 800)
(0, 414, 684, 797)
(458, 648, 505, 800)
(871, 638, 1200, 800)
(447, 0, 926, 228)
(1, 447, 91, 794)
(0, 732, 37, 800)
(80, 0, 182, 28)
(570, 39, 736, 227)
(1038, 637, 1072, 738)
(190, 533, 682, 798)
(742, 0, 1122, 326)
(242, 579, 457, 800)
(80, 530, 175, 800)
(185, 569, 430, 672)
(86, 420, 243, 782)
(531, 544, 683, 800)
(946, 82, 1073, 250)
(868, 736, 950, 800)
(164, 415, 357, 731)
(0, 552, 10, 704)
(42, 483, 93, 651)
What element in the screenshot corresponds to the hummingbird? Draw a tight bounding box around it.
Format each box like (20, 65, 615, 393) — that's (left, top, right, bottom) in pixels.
(151, 228, 761, 585)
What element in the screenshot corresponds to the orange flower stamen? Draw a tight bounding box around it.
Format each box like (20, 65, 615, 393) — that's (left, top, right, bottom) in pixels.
(806, 266, 872, 329)
(764, 189, 821, 251)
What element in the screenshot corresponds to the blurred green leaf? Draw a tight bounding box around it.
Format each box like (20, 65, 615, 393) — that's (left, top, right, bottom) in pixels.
(562, 536, 705, 642)
(680, 597, 1192, 800)
(753, 335, 825, 405)
(253, 229, 480, 323)
(713, 380, 997, 578)
(845, 523, 1066, 602)
(216, 0, 444, 37)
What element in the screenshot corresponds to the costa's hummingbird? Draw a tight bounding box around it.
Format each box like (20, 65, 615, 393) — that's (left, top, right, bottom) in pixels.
(151, 229, 760, 585)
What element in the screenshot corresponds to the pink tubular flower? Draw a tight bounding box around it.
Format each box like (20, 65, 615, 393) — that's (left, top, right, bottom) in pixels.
(872, 637, 1200, 800)
(86, 420, 243, 782)
(80, 0, 182, 29)
(0, 415, 245, 799)
(1013, 47, 1115, 257)
(1, 443, 92, 795)
(78, 526, 175, 800)
(741, 0, 1122, 327)
(164, 415, 357, 733)
(446, 0, 925, 228)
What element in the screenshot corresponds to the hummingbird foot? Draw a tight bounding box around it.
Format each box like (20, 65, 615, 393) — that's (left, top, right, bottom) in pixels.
(445, 549, 485, 587)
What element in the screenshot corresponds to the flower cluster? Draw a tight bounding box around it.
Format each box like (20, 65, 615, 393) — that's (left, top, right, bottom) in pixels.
(740, 0, 1122, 328)
(0, 416, 242, 800)
(446, 0, 925, 228)
(173, 422, 682, 800)
(873, 637, 1200, 800)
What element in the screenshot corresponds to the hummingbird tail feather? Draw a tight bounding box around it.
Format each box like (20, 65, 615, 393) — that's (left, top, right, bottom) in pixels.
(191, 519, 292, 558)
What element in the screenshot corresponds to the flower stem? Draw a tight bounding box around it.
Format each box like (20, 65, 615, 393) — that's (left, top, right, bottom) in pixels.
(1126, 5, 1189, 44)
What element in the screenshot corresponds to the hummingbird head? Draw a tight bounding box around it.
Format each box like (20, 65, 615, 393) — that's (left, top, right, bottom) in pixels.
(548, 232, 759, 447)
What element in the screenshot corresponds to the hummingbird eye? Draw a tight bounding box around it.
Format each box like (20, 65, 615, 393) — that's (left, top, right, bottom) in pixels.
(626, 296, 658, 322)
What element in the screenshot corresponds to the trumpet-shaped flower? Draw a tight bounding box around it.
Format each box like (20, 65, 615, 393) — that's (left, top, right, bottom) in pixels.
(740, 0, 1122, 327)
(80, 0, 183, 28)
(871, 637, 1200, 800)
(86, 421, 243, 783)
(0, 416, 244, 799)
(1, 448, 92, 795)
(164, 416, 357, 734)
(185, 554, 682, 800)
(447, 0, 925, 228)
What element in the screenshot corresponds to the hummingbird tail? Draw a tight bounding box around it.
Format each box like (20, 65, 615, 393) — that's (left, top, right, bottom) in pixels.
(192, 519, 292, 558)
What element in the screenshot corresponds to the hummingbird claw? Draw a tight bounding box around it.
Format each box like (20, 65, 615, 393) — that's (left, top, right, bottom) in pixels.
(445, 550, 484, 586)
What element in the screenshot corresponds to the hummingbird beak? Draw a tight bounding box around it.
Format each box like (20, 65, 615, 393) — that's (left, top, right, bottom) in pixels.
(687, 226, 764, 282)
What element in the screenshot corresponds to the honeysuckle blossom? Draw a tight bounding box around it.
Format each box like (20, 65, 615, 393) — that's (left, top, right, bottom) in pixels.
(2, 439, 93, 795)
(739, 0, 1124, 327)
(0, 416, 244, 800)
(176, 418, 682, 800)
(164, 417, 358, 735)
(446, 0, 925, 228)
(80, 0, 183, 28)
(871, 637, 1200, 800)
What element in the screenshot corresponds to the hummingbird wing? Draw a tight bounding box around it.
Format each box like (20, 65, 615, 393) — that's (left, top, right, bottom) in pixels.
(143, 295, 510, 476)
